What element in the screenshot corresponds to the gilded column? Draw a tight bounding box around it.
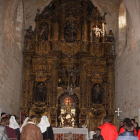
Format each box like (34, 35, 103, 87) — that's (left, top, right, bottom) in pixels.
(107, 57, 115, 121)
(22, 58, 31, 107)
(60, 20, 64, 40)
(82, 20, 87, 42)
(29, 75, 35, 103)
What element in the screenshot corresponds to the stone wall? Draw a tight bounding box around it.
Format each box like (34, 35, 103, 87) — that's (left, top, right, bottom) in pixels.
(0, 0, 24, 116)
(0, 0, 139, 119)
(115, 6, 140, 121)
(23, 0, 52, 29)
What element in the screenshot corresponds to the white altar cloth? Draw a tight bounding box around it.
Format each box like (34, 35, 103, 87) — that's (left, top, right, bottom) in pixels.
(53, 128, 89, 140)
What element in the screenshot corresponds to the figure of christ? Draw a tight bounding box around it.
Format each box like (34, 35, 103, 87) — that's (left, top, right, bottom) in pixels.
(70, 67, 79, 87)
(35, 82, 46, 102)
(59, 67, 68, 86)
(92, 84, 104, 104)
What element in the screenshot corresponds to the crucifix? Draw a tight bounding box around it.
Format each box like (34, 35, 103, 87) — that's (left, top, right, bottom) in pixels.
(115, 108, 122, 130)
(67, 98, 71, 105)
(115, 108, 122, 117)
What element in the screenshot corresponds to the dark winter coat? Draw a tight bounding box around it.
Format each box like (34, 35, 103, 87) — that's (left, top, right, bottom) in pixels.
(42, 126, 54, 140)
(117, 131, 139, 140)
(93, 134, 104, 140)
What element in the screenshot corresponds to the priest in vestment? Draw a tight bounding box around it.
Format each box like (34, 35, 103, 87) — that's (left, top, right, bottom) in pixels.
(99, 116, 118, 140)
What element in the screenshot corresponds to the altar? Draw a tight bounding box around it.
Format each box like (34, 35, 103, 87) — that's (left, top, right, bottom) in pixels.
(53, 128, 89, 140)
(21, 0, 116, 132)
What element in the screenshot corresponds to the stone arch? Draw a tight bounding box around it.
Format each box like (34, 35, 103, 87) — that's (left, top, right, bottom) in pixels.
(118, 1, 127, 56)
(123, 0, 140, 41)
(57, 91, 80, 127)
(14, 0, 24, 50)
(58, 91, 79, 105)
(4, 0, 21, 34)
(4, 0, 24, 50)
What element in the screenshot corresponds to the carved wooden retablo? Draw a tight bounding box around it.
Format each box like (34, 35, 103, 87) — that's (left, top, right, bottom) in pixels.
(21, 0, 115, 131)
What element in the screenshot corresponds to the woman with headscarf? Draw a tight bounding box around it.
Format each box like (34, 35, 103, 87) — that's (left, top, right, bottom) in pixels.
(20, 115, 43, 140)
(9, 116, 20, 140)
(38, 116, 54, 140)
(20, 117, 28, 133)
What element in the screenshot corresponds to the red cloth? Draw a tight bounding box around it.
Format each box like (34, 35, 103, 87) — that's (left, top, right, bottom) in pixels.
(5, 126, 17, 140)
(119, 126, 137, 136)
(137, 129, 140, 140)
(99, 122, 118, 140)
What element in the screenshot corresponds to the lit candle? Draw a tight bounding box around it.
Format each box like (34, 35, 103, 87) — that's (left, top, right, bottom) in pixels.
(102, 22, 105, 37)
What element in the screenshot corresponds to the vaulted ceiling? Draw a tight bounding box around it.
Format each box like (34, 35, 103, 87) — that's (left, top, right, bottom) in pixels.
(23, 0, 122, 35)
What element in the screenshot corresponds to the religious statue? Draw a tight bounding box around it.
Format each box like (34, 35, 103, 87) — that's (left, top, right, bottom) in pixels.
(38, 22, 49, 41)
(102, 12, 107, 20)
(25, 26, 34, 40)
(64, 20, 77, 42)
(92, 84, 104, 104)
(70, 67, 79, 87)
(61, 112, 75, 127)
(92, 25, 103, 41)
(59, 67, 68, 86)
(107, 30, 114, 42)
(34, 82, 46, 102)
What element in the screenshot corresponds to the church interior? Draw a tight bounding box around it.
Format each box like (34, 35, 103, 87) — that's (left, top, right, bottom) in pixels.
(0, 0, 140, 133)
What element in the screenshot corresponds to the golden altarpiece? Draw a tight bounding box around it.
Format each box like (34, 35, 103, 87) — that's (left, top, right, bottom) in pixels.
(21, 0, 115, 131)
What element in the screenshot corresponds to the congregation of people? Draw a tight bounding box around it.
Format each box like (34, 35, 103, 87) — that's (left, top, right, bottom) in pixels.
(0, 112, 53, 140)
(92, 117, 140, 140)
(0, 112, 140, 140)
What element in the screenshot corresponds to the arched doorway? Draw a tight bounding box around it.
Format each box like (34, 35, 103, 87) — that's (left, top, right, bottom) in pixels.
(57, 92, 79, 127)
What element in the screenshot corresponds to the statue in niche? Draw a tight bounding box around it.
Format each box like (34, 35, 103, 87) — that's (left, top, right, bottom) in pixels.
(92, 25, 96, 42)
(92, 25, 103, 41)
(107, 30, 114, 42)
(59, 67, 68, 86)
(92, 84, 104, 104)
(70, 67, 79, 87)
(102, 12, 107, 20)
(64, 20, 77, 42)
(38, 22, 49, 41)
(25, 26, 34, 40)
(35, 82, 46, 102)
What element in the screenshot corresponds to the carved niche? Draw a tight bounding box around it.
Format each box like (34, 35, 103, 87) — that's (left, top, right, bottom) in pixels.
(34, 82, 46, 102)
(64, 20, 77, 42)
(92, 83, 104, 104)
(38, 22, 49, 41)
